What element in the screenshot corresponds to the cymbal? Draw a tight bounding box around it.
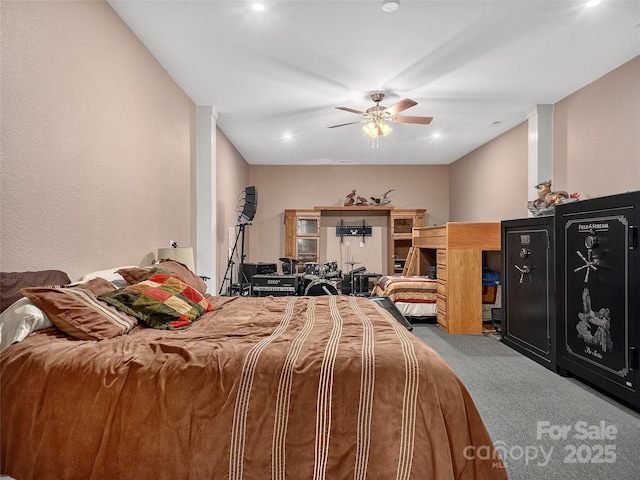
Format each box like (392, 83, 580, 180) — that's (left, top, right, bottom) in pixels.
(279, 257, 299, 264)
(346, 261, 361, 265)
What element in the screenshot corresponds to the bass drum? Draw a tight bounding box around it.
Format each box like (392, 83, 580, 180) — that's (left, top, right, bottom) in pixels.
(298, 275, 314, 296)
(304, 279, 338, 296)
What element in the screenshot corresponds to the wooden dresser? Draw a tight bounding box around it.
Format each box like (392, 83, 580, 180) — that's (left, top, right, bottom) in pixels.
(413, 222, 501, 334)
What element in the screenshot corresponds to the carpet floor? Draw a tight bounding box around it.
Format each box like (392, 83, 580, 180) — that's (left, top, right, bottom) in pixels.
(410, 320, 640, 480)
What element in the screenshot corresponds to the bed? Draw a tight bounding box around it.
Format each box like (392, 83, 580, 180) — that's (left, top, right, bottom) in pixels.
(370, 276, 438, 318)
(1, 263, 507, 480)
(371, 275, 502, 328)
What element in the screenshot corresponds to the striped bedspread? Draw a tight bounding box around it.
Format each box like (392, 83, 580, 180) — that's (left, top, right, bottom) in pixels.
(1, 295, 505, 480)
(371, 276, 438, 304)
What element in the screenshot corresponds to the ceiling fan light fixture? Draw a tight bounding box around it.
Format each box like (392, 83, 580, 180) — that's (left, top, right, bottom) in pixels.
(330, 92, 430, 137)
(382, 0, 399, 13)
(363, 121, 392, 138)
(380, 122, 392, 136)
(363, 122, 379, 138)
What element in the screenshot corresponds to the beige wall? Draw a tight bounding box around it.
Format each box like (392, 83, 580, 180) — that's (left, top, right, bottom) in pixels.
(0, 0, 196, 281)
(449, 122, 529, 222)
(247, 165, 448, 275)
(553, 56, 640, 198)
(450, 56, 639, 222)
(216, 128, 250, 290)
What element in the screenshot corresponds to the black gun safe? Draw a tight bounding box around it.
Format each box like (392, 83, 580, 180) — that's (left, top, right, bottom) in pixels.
(501, 216, 556, 371)
(556, 190, 639, 409)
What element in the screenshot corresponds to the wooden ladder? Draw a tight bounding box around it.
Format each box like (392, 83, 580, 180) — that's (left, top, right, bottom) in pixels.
(402, 247, 419, 276)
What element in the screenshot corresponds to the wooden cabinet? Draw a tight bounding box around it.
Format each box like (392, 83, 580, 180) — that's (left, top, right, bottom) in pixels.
(389, 209, 426, 274)
(284, 207, 425, 275)
(284, 210, 321, 263)
(413, 222, 501, 334)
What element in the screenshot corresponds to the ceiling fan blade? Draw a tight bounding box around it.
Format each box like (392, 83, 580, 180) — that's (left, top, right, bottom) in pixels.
(328, 121, 364, 128)
(384, 98, 417, 115)
(335, 106, 366, 115)
(391, 115, 433, 125)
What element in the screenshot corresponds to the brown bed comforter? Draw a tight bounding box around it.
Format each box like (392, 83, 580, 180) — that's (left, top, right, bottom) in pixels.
(371, 276, 437, 304)
(1, 295, 506, 480)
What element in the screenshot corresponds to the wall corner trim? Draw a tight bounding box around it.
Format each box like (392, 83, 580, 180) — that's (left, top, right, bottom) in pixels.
(197, 105, 218, 120)
(526, 104, 553, 119)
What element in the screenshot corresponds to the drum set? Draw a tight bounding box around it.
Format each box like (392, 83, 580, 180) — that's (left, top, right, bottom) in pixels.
(279, 257, 341, 295)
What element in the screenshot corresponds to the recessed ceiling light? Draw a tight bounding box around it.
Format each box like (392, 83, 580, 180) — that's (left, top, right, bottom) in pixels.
(382, 0, 399, 13)
(252, 3, 265, 12)
(431, 133, 442, 138)
(585, 0, 601, 8)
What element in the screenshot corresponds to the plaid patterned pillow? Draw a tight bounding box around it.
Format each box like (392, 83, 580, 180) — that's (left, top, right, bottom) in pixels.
(99, 268, 213, 330)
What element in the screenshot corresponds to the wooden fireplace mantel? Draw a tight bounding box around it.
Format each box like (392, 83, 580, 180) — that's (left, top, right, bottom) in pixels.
(313, 206, 395, 212)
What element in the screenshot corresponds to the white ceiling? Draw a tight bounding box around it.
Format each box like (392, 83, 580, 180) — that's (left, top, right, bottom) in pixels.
(108, 0, 640, 165)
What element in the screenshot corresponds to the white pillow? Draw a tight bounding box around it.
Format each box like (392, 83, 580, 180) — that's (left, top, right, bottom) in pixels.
(0, 297, 53, 351)
(79, 265, 137, 285)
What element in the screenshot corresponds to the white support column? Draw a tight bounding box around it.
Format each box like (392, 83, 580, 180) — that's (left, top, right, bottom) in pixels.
(197, 106, 218, 293)
(527, 104, 554, 213)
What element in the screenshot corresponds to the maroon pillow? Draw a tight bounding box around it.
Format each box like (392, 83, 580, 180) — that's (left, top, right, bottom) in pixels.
(1, 270, 71, 313)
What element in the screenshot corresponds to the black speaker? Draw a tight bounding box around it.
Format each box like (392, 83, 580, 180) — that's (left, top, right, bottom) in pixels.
(245, 186, 257, 205)
(239, 186, 258, 222)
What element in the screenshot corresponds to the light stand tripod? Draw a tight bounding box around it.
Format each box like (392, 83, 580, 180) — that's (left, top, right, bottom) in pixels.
(219, 222, 250, 296)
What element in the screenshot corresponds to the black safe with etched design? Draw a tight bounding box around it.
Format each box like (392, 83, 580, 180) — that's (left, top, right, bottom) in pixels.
(501, 216, 557, 371)
(556, 190, 639, 409)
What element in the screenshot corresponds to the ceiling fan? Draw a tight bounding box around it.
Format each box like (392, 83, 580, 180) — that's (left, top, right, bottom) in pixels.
(328, 93, 433, 138)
